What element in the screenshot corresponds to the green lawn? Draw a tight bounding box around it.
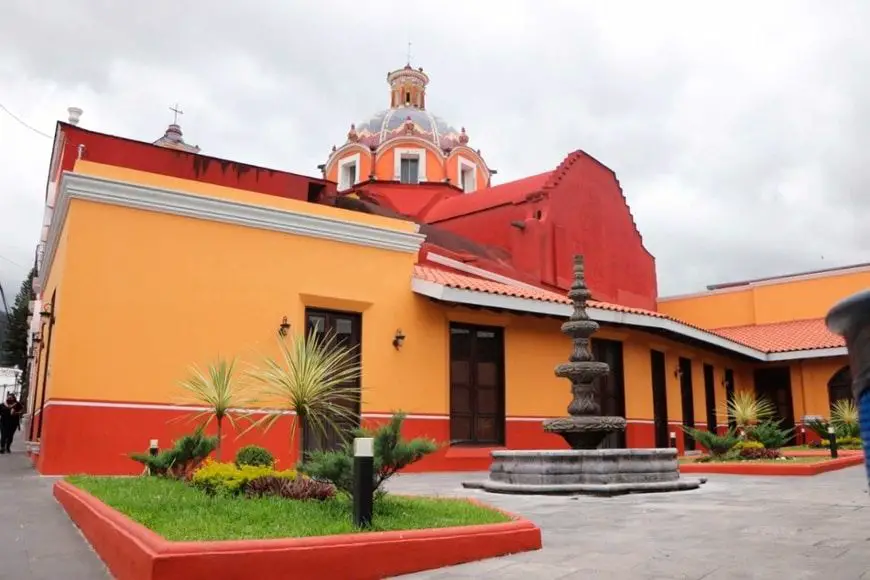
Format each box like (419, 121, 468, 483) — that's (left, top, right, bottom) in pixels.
(66, 476, 510, 542)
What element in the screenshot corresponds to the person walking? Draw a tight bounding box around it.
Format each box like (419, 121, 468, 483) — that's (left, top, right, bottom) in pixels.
(826, 289, 870, 489)
(0, 393, 24, 454)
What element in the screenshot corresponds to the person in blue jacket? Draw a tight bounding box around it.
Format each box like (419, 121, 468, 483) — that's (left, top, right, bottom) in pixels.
(826, 289, 870, 487)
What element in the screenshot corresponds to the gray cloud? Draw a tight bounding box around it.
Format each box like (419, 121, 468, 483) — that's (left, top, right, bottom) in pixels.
(0, 0, 868, 301)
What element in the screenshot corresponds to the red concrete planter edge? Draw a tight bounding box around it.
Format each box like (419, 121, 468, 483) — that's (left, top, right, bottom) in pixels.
(679, 453, 864, 476)
(53, 480, 542, 580)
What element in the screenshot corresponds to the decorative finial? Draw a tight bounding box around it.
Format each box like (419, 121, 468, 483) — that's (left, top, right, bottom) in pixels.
(406, 40, 413, 66)
(67, 107, 83, 126)
(459, 127, 469, 145)
(347, 123, 359, 143)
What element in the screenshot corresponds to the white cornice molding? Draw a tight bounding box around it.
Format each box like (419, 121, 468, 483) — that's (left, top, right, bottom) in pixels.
(325, 142, 372, 175)
(411, 278, 847, 362)
(36, 172, 427, 289)
(766, 347, 847, 361)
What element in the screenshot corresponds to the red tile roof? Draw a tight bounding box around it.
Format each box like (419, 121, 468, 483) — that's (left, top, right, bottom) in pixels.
(413, 265, 846, 355)
(413, 265, 665, 317)
(712, 319, 844, 353)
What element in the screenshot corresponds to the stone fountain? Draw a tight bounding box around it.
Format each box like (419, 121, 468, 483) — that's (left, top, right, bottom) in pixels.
(464, 255, 703, 496)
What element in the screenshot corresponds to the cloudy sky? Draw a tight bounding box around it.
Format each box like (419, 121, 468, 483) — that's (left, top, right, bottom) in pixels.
(0, 0, 867, 302)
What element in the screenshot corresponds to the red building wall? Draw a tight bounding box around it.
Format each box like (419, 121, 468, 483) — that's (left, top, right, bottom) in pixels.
(424, 151, 658, 310)
(50, 123, 335, 202)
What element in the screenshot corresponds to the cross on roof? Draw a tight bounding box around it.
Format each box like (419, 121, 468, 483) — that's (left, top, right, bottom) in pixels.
(169, 103, 183, 125)
(406, 41, 412, 66)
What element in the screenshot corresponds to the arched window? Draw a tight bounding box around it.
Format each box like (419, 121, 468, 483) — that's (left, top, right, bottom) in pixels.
(827, 366, 853, 409)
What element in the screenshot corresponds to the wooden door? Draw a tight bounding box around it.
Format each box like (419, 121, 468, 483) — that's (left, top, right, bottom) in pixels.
(679, 357, 695, 450)
(703, 364, 717, 434)
(449, 324, 505, 446)
(303, 308, 362, 454)
(724, 368, 736, 429)
(650, 350, 669, 448)
(754, 367, 795, 445)
(592, 338, 626, 448)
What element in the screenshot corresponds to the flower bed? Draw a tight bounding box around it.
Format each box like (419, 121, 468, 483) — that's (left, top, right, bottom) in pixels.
(679, 454, 863, 476)
(56, 477, 541, 580)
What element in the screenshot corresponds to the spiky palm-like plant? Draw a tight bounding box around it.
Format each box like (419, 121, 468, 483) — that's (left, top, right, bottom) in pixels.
(719, 390, 776, 432)
(831, 398, 860, 438)
(178, 357, 252, 461)
(247, 330, 362, 456)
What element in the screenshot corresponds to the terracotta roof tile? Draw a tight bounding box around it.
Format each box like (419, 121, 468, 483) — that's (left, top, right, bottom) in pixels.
(712, 319, 844, 353)
(413, 265, 845, 355)
(413, 265, 664, 317)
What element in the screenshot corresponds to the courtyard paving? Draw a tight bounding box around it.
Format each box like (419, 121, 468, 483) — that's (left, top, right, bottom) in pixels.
(2, 441, 869, 579)
(390, 468, 870, 579)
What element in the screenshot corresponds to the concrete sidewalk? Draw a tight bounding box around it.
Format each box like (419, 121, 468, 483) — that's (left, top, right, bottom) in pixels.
(0, 441, 109, 579)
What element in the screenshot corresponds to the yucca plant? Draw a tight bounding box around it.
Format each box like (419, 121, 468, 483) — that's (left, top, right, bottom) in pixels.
(719, 390, 776, 431)
(831, 398, 860, 438)
(246, 329, 362, 456)
(177, 357, 253, 461)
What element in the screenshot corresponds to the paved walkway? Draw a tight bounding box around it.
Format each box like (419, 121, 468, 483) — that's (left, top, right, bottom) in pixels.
(0, 441, 108, 579)
(391, 468, 870, 579)
(2, 443, 870, 579)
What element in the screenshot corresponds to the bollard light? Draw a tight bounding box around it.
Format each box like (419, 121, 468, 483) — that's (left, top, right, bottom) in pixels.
(828, 427, 838, 459)
(669, 431, 677, 449)
(353, 437, 375, 528)
(149, 439, 159, 457)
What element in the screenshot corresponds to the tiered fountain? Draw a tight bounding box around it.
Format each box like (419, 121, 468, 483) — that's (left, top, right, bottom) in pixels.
(464, 255, 704, 496)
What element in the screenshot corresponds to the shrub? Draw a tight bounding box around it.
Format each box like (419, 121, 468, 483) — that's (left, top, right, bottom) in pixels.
(298, 412, 437, 498)
(682, 426, 739, 457)
(245, 475, 336, 501)
(235, 445, 275, 468)
(735, 440, 764, 451)
(720, 391, 775, 430)
(191, 460, 296, 495)
(822, 436, 863, 450)
(739, 446, 782, 460)
(831, 399, 860, 438)
(746, 420, 793, 449)
(130, 426, 218, 479)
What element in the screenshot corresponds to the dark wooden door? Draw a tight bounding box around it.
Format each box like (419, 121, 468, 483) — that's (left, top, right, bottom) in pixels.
(724, 368, 736, 429)
(449, 324, 505, 446)
(754, 367, 795, 445)
(650, 350, 669, 448)
(828, 366, 853, 407)
(679, 357, 695, 450)
(592, 339, 626, 448)
(703, 364, 717, 434)
(303, 308, 362, 454)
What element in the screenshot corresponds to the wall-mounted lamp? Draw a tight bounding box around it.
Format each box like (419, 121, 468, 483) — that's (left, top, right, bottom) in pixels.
(39, 303, 54, 323)
(392, 329, 406, 350)
(721, 378, 731, 388)
(278, 316, 291, 337)
(31, 332, 42, 345)
(673, 367, 683, 380)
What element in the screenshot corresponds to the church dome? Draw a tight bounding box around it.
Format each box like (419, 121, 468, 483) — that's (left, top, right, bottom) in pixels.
(354, 106, 466, 151)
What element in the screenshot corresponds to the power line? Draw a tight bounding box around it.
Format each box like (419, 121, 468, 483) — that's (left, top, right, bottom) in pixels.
(0, 254, 28, 272)
(0, 103, 52, 139)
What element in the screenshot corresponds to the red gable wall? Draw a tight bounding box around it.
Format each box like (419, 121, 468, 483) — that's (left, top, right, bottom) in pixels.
(49, 123, 334, 201)
(422, 151, 657, 310)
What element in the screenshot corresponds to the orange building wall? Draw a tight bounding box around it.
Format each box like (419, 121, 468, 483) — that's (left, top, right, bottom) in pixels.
(658, 268, 870, 329)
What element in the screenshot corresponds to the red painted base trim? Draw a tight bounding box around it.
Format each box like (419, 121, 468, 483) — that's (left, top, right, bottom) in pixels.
(54, 481, 542, 580)
(679, 454, 864, 476)
(32, 401, 669, 475)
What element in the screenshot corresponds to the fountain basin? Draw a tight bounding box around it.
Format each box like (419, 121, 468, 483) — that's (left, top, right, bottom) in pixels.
(463, 448, 704, 496)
